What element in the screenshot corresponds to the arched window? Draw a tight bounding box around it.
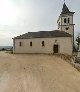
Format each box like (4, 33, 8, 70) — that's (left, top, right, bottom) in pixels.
(30, 41, 32, 47)
(64, 18, 66, 23)
(42, 41, 45, 47)
(58, 22, 60, 29)
(59, 22, 60, 25)
(68, 18, 70, 23)
(19, 42, 22, 46)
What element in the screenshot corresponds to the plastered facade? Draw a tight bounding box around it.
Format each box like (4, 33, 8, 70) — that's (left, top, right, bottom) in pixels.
(13, 37, 72, 55)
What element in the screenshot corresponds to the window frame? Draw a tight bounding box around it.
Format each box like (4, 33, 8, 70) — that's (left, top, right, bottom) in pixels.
(42, 41, 45, 47)
(58, 22, 60, 29)
(30, 41, 32, 47)
(68, 18, 70, 23)
(64, 18, 66, 23)
(19, 42, 22, 47)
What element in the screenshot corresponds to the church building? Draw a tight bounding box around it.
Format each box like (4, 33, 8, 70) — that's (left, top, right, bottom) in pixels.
(13, 3, 75, 55)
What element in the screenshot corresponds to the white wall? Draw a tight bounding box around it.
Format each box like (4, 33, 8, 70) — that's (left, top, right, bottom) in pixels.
(13, 37, 72, 55)
(61, 15, 74, 36)
(61, 25, 74, 35)
(57, 14, 74, 36)
(61, 15, 73, 25)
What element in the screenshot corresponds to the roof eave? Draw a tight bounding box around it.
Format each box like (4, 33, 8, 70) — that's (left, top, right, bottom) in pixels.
(13, 36, 72, 39)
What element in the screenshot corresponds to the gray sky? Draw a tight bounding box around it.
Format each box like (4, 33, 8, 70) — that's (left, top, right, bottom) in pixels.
(0, 0, 80, 46)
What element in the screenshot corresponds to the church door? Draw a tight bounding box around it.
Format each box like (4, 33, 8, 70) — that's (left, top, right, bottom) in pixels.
(53, 45, 59, 53)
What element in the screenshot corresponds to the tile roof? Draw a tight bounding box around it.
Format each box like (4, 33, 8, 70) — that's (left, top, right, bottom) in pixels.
(13, 30, 72, 39)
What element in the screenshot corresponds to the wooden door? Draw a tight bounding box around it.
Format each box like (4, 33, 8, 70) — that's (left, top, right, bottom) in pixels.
(54, 45, 58, 53)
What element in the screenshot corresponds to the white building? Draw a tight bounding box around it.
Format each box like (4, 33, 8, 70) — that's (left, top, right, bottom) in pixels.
(13, 3, 75, 55)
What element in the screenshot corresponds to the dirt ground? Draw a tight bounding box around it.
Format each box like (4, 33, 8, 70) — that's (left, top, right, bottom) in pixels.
(0, 52, 80, 92)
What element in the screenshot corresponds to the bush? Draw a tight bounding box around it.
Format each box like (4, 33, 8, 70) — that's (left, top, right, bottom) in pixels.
(1, 48, 6, 51)
(75, 57, 80, 64)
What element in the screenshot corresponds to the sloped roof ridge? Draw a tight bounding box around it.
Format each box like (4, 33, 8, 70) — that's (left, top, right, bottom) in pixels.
(13, 30, 72, 39)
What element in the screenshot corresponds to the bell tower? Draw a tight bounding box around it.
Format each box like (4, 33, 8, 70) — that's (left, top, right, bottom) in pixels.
(57, 2, 75, 51)
(57, 2, 75, 36)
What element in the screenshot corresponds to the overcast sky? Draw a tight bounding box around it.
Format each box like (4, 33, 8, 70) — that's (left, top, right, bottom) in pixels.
(0, 0, 80, 46)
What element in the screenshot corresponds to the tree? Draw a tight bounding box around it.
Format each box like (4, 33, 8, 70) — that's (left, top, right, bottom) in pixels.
(76, 34, 80, 51)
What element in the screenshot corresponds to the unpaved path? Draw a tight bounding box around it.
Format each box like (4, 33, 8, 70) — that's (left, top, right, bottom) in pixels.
(0, 52, 80, 92)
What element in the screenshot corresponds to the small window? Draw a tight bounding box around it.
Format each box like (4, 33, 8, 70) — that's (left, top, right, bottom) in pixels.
(68, 18, 70, 23)
(42, 41, 45, 47)
(19, 42, 22, 46)
(30, 41, 32, 47)
(58, 22, 60, 29)
(64, 18, 66, 23)
(55, 40, 57, 43)
(59, 22, 60, 25)
(65, 27, 69, 30)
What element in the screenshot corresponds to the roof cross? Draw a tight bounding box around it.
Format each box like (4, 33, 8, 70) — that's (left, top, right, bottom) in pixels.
(64, 0, 65, 3)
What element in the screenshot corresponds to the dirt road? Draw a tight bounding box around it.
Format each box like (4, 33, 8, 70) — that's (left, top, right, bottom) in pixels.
(0, 52, 80, 92)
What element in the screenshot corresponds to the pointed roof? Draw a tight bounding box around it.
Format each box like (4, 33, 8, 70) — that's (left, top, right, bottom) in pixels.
(61, 3, 75, 14)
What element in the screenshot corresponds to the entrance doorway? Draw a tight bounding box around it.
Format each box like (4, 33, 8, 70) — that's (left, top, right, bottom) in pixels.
(53, 45, 59, 53)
